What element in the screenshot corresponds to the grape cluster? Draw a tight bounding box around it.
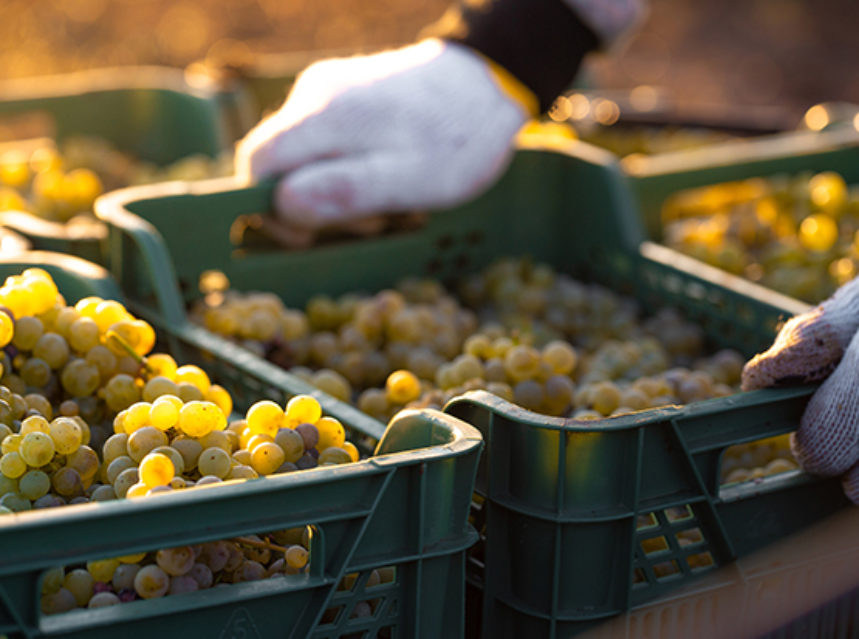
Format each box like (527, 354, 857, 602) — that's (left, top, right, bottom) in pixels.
(0, 268, 373, 616)
(662, 170, 859, 303)
(720, 434, 799, 484)
(0, 136, 231, 225)
(189, 257, 797, 485)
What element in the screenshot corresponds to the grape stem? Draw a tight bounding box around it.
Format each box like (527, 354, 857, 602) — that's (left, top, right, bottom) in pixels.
(105, 329, 154, 375)
(232, 536, 287, 554)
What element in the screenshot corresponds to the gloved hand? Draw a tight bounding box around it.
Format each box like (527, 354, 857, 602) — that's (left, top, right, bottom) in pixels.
(235, 38, 532, 230)
(741, 276, 859, 504)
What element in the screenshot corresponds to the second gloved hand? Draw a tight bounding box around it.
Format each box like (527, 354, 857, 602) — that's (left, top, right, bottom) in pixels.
(235, 38, 532, 230)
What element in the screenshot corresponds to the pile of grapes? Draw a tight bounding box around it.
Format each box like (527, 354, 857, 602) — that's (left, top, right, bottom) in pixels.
(0, 136, 231, 224)
(190, 257, 800, 485)
(662, 170, 859, 303)
(0, 268, 367, 614)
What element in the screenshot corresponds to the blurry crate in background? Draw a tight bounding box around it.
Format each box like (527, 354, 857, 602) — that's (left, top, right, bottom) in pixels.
(627, 125, 859, 304)
(93, 142, 855, 636)
(0, 67, 234, 264)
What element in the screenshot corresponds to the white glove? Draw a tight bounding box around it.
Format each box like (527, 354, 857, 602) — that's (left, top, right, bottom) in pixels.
(742, 276, 859, 503)
(235, 38, 530, 230)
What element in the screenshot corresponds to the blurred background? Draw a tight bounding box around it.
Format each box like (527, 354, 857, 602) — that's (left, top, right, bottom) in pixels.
(1, 0, 858, 124)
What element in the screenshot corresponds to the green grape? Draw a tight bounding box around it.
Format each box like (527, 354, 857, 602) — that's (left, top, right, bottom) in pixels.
(0, 470, 15, 496)
(310, 369, 351, 403)
(90, 484, 116, 501)
(102, 433, 129, 465)
(32, 333, 70, 370)
(49, 417, 83, 454)
(176, 382, 204, 403)
(0, 491, 31, 511)
(18, 432, 55, 467)
(52, 467, 84, 498)
(112, 563, 141, 591)
(112, 467, 139, 498)
(11, 315, 43, 351)
(127, 426, 168, 463)
(318, 447, 352, 465)
(0, 451, 27, 478)
(66, 446, 99, 481)
(142, 376, 180, 403)
(41, 566, 65, 595)
(0, 403, 11, 428)
(84, 345, 117, 381)
(106, 455, 137, 485)
(60, 359, 101, 397)
(274, 428, 305, 464)
(197, 447, 231, 478)
(504, 345, 541, 382)
(139, 452, 174, 488)
(103, 374, 141, 412)
(20, 357, 52, 387)
(68, 317, 100, 353)
(513, 380, 544, 412)
(227, 465, 257, 479)
(199, 431, 232, 457)
(542, 375, 575, 416)
(24, 393, 52, 419)
(156, 546, 195, 576)
(451, 354, 484, 384)
(171, 438, 202, 472)
(63, 568, 94, 606)
(40, 587, 77, 615)
(88, 592, 120, 608)
(541, 340, 578, 375)
(357, 388, 388, 417)
(134, 565, 170, 599)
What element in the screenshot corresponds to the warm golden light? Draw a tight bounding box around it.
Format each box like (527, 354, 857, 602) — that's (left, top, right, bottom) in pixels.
(803, 104, 831, 131)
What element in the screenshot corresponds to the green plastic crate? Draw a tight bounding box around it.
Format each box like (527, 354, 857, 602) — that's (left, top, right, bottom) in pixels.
(93, 143, 855, 635)
(0, 252, 483, 639)
(0, 406, 482, 639)
(0, 66, 234, 263)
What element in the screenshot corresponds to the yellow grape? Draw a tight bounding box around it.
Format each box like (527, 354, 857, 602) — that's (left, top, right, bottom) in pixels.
(197, 447, 231, 478)
(1, 451, 27, 479)
(177, 401, 225, 438)
(139, 452, 175, 488)
(249, 442, 285, 475)
(315, 417, 346, 451)
(318, 447, 352, 465)
(146, 353, 178, 379)
(174, 365, 211, 394)
(342, 442, 360, 463)
(49, 417, 83, 455)
(385, 370, 421, 405)
(0, 312, 12, 348)
(284, 395, 322, 428)
(20, 415, 50, 435)
(246, 401, 283, 438)
(205, 384, 232, 417)
(149, 395, 181, 431)
(18, 432, 55, 467)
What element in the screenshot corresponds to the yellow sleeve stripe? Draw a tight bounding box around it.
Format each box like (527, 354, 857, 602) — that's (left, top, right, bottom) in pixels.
(478, 54, 540, 119)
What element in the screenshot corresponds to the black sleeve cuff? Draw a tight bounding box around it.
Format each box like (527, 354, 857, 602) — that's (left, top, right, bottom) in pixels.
(423, 0, 600, 113)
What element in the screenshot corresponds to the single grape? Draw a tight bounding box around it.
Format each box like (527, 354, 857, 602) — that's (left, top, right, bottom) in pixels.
(318, 447, 352, 465)
(112, 467, 139, 498)
(385, 370, 421, 405)
(171, 438, 202, 472)
(127, 426, 168, 463)
(103, 374, 141, 412)
(246, 400, 284, 438)
(177, 401, 225, 438)
(33, 333, 70, 370)
(156, 546, 195, 576)
(86, 558, 120, 584)
(197, 447, 231, 478)
(18, 469, 50, 500)
(87, 592, 120, 608)
(112, 563, 141, 591)
(64, 568, 94, 606)
(284, 395, 322, 428)
(294, 423, 319, 451)
(133, 565, 170, 599)
(18, 432, 55, 467)
(274, 428, 305, 463)
(49, 417, 83, 454)
(250, 441, 285, 475)
(41, 566, 65, 595)
(139, 452, 174, 488)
